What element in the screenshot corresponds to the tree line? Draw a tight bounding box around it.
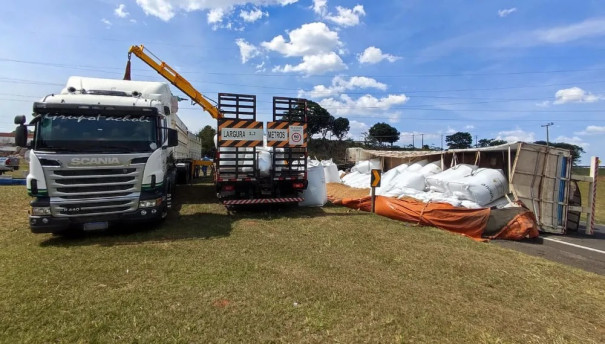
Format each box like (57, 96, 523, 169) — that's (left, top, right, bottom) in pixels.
(197, 102, 585, 165)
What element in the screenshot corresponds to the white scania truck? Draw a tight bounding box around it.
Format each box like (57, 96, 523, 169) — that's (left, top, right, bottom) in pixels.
(14, 76, 201, 233)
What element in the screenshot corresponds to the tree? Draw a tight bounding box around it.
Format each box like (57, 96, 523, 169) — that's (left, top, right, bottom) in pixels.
(306, 101, 333, 138)
(477, 138, 507, 147)
(330, 117, 350, 140)
(196, 125, 216, 157)
(368, 122, 400, 147)
(534, 141, 585, 166)
(445, 132, 472, 149)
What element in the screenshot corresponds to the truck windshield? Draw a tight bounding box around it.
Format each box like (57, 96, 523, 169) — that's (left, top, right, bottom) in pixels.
(34, 111, 159, 153)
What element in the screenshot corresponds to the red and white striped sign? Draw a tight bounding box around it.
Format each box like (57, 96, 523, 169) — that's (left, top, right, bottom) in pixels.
(223, 197, 304, 205)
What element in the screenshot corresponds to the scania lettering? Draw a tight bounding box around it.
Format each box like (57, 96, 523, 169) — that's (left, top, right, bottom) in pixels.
(70, 157, 121, 166)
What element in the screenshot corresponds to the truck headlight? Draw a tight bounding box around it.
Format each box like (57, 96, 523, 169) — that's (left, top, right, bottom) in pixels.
(139, 198, 162, 208)
(31, 207, 51, 216)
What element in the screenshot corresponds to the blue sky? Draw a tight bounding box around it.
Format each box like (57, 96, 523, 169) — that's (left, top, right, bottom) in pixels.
(1, 0, 604, 164)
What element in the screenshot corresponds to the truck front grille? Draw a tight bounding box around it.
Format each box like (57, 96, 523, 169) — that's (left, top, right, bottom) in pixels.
(45, 165, 143, 217)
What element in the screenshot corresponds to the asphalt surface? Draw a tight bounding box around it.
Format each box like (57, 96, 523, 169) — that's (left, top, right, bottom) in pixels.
(495, 224, 605, 275)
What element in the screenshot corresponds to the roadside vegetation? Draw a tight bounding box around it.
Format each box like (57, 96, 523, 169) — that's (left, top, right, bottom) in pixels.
(1, 180, 604, 343)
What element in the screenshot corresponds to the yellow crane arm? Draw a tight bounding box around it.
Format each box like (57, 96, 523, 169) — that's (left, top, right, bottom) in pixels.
(127, 45, 223, 119)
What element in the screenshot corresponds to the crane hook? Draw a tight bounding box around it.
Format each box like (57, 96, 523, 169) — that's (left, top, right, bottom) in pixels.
(123, 52, 132, 80)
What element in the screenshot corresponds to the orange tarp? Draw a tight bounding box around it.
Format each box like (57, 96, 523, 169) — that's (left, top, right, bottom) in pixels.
(335, 196, 491, 240)
(333, 196, 541, 240)
(488, 210, 540, 240)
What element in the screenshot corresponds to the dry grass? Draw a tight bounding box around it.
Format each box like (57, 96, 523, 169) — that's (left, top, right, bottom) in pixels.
(577, 175, 605, 224)
(1, 181, 605, 343)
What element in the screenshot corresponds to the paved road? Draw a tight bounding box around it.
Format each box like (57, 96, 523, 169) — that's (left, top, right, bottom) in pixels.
(495, 225, 605, 275)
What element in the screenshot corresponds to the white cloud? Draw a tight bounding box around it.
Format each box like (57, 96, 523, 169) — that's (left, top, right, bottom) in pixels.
(554, 87, 599, 104)
(235, 38, 260, 63)
(255, 61, 266, 72)
(135, 0, 174, 21)
(318, 94, 409, 117)
(536, 100, 551, 107)
(496, 129, 535, 143)
(135, 0, 298, 22)
(445, 127, 457, 135)
(498, 8, 516, 18)
(358, 47, 401, 64)
(115, 4, 129, 18)
(312, 0, 327, 16)
(101, 18, 112, 27)
(536, 17, 605, 44)
(240, 8, 267, 22)
(325, 5, 365, 27)
(465, 125, 475, 130)
(575, 125, 605, 136)
(207, 8, 225, 23)
(262, 22, 341, 57)
(299, 76, 387, 98)
(273, 52, 346, 75)
(555, 135, 589, 148)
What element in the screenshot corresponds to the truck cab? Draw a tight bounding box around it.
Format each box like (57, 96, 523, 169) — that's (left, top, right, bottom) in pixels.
(15, 77, 183, 233)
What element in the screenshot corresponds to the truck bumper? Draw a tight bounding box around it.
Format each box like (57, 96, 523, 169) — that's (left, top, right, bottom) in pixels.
(29, 205, 165, 233)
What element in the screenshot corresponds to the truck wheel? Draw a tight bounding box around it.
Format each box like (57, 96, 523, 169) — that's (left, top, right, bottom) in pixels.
(184, 164, 191, 184)
(176, 168, 188, 184)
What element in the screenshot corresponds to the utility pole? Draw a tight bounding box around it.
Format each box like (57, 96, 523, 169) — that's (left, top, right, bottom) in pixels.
(421, 134, 424, 148)
(541, 122, 554, 146)
(412, 134, 415, 149)
(441, 134, 444, 150)
(475, 135, 478, 148)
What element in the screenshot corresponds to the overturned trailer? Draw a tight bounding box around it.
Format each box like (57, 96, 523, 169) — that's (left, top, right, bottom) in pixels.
(346, 142, 598, 235)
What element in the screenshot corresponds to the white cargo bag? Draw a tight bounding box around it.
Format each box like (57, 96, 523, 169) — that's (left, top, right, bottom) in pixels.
(321, 159, 341, 183)
(426, 164, 477, 193)
(300, 164, 327, 207)
(447, 168, 508, 206)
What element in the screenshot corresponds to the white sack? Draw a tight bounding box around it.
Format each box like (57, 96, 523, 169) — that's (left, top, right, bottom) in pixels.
(321, 159, 341, 183)
(348, 173, 371, 189)
(394, 163, 409, 173)
(374, 168, 401, 196)
(300, 164, 327, 207)
(418, 161, 442, 177)
(406, 160, 428, 172)
(426, 164, 477, 193)
(257, 149, 272, 177)
(351, 159, 381, 174)
(447, 168, 508, 206)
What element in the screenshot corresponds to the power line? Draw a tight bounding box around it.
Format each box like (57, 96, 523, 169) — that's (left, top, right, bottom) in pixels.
(2, 76, 605, 97)
(3, 57, 605, 78)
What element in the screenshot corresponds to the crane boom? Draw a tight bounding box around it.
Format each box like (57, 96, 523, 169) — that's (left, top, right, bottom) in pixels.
(127, 45, 223, 119)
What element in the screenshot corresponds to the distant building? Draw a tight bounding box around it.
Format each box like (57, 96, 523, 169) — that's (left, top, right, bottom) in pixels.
(0, 132, 33, 146)
(0, 132, 33, 156)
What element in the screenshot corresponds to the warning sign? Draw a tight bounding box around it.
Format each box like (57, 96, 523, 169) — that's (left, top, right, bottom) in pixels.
(221, 128, 263, 141)
(371, 169, 381, 187)
(289, 125, 304, 146)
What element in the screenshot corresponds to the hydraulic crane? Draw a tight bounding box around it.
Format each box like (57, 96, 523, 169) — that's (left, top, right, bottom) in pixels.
(124, 45, 223, 120)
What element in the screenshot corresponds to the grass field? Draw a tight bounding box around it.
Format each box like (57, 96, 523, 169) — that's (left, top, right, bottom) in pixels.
(1, 180, 604, 343)
(576, 174, 605, 225)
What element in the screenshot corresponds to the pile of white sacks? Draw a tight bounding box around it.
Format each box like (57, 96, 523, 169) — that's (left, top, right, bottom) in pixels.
(342, 159, 509, 209)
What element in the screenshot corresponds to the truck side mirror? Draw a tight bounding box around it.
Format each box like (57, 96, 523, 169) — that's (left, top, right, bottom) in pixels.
(167, 128, 178, 147)
(14, 115, 26, 125)
(15, 125, 28, 147)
